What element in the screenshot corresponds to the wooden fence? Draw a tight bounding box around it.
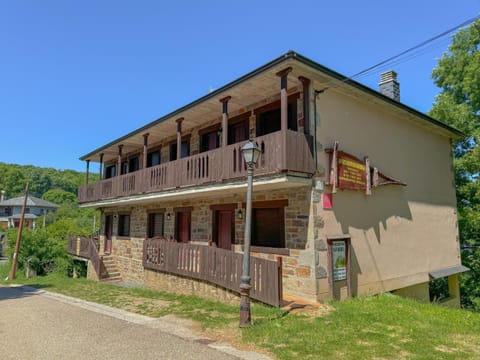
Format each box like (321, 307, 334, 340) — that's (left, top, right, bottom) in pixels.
(67, 236, 106, 279)
(143, 237, 283, 307)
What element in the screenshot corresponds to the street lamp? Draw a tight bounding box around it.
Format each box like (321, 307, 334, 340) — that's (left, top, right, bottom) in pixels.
(239, 139, 261, 327)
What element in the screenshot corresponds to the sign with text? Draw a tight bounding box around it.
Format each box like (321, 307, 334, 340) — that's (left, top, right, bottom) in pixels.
(332, 241, 347, 281)
(326, 141, 406, 194)
(338, 153, 367, 190)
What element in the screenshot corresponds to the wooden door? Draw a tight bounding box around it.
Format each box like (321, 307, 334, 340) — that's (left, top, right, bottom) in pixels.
(216, 210, 233, 250)
(104, 215, 113, 254)
(176, 211, 191, 243)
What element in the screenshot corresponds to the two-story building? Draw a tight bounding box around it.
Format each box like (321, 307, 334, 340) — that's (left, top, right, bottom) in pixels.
(0, 194, 59, 229)
(77, 51, 467, 306)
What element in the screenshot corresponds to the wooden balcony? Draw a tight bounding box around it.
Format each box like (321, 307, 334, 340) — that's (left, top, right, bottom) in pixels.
(78, 130, 314, 204)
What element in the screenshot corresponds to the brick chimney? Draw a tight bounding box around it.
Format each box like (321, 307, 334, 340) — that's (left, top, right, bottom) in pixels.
(379, 70, 400, 102)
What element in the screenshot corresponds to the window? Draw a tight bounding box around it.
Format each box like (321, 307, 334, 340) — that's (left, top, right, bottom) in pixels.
(147, 212, 164, 238)
(200, 130, 220, 152)
(174, 208, 192, 243)
(251, 201, 287, 248)
(4, 207, 11, 216)
(117, 214, 131, 237)
(255, 97, 298, 137)
(25, 208, 30, 214)
(228, 114, 249, 145)
(105, 165, 116, 179)
(128, 156, 140, 172)
(120, 156, 139, 174)
(147, 150, 161, 167)
(170, 140, 190, 161)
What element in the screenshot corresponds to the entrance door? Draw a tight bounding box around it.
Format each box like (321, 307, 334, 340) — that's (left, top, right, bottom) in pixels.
(176, 211, 191, 243)
(216, 210, 233, 250)
(104, 215, 113, 254)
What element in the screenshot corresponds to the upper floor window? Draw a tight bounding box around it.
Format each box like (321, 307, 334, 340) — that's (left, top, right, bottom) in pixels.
(121, 156, 140, 175)
(4, 207, 11, 216)
(255, 96, 298, 137)
(25, 208, 30, 214)
(200, 126, 220, 153)
(147, 150, 161, 167)
(105, 164, 116, 179)
(228, 114, 249, 145)
(170, 139, 190, 161)
(118, 214, 131, 237)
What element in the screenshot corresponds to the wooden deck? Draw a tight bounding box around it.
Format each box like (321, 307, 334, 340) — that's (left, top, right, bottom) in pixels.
(78, 130, 314, 203)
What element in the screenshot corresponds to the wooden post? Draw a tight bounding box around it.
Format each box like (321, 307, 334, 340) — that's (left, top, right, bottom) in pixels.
(298, 76, 311, 135)
(85, 160, 90, 185)
(365, 157, 371, 195)
(220, 96, 231, 147)
(143, 133, 149, 169)
(276, 67, 292, 132)
(276, 67, 292, 170)
(117, 145, 123, 176)
(9, 183, 29, 280)
(99, 153, 104, 179)
(176, 118, 184, 160)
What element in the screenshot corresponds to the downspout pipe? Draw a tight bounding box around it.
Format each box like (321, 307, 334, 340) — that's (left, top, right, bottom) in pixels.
(313, 88, 328, 173)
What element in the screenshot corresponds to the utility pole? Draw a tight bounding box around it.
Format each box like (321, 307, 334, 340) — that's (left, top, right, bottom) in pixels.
(9, 183, 29, 280)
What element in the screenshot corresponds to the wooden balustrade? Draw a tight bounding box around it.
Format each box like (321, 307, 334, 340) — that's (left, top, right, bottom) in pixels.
(143, 237, 282, 306)
(67, 236, 106, 279)
(78, 130, 315, 203)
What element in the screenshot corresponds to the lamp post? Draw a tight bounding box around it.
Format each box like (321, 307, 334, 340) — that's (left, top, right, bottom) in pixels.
(239, 139, 261, 327)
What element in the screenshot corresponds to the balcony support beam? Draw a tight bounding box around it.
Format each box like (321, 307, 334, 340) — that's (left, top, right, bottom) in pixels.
(143, 133, 149, 169)
(99, 153, 104, 180)
(298, 76, 311, 135)
(117, 145, 123, 177)
(276, 67, 292, 132)
(176, 117, 184, 160)
(220, 96, 231, 147)
(85, 160, 90, 185)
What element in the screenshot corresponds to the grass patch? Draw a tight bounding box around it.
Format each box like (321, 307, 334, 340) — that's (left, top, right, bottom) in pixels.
(2, 270, 480, 359)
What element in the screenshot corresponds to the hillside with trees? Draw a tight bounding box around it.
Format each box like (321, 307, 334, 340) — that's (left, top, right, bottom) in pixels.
(0, 162, 99, 276)
(0, 162, 97, 198)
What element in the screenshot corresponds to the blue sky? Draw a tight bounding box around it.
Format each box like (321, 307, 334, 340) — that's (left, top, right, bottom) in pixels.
(1, 1, 479, 172)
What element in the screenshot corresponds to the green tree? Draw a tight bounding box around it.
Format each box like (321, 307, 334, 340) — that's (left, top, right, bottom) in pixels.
(430, 20, 480, 309)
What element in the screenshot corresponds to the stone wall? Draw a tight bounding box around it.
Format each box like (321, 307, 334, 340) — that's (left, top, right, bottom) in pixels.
(144, 269, 240, 305)
(99, 184, 324, 300)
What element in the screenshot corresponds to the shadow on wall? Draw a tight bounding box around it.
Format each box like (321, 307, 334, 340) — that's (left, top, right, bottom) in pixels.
(332, 186, 412, 243)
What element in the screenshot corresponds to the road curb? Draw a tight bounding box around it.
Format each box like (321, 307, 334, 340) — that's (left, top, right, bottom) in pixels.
(9, 285, 272, 360)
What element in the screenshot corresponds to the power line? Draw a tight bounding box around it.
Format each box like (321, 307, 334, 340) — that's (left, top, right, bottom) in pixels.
(316, 15, 480, 93)
(350, 15, 480, 80)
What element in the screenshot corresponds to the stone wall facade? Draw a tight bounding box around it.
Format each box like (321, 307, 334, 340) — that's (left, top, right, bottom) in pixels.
(98, 184, 325, 301)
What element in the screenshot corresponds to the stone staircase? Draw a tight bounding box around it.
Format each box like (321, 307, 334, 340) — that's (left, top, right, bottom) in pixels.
(100, 255, 122, 283)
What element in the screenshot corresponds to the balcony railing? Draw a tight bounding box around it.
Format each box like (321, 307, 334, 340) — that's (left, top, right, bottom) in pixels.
(79, 130, 315, 203)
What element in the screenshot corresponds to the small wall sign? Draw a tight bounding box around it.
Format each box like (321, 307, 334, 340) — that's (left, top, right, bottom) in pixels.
(332, 241, 347, 281)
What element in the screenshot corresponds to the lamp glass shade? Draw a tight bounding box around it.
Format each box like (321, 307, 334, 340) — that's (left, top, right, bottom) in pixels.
(241, 140, 261, 165)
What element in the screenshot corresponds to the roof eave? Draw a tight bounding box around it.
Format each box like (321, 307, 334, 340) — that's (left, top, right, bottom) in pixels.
(80, 51, 463, 161)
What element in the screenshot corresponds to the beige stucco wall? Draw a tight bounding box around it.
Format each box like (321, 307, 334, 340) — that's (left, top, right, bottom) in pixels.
(313, 88, 461, 300)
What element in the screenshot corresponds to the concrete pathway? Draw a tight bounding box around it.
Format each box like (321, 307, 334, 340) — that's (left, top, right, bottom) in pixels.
(0, 285, 272, 360)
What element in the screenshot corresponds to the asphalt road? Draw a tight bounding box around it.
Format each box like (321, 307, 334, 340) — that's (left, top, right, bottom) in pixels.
(0, 285, 270, 360)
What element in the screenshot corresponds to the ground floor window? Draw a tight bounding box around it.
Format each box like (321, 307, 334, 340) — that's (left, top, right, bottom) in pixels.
(251, 200, 287, 248)
(147, 212, 164, 238)
(175, 208, 192, 243)
(117, 214, 131, 237)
